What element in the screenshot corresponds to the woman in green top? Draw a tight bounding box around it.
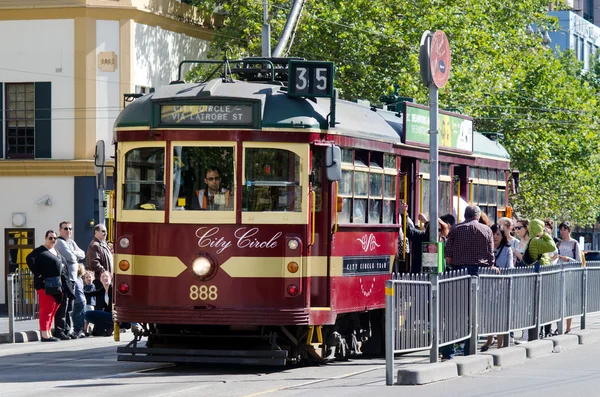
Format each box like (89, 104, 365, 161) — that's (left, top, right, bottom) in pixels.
(524, 219, 557, 266)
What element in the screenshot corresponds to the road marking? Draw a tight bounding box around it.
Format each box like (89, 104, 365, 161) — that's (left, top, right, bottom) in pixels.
(242, 366, 381, 397)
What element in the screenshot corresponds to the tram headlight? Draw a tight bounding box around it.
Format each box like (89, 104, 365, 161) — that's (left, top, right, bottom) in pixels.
(119, 237, 130, 249)
(287, 239, 299, 250)
(192, 256, 214, 278)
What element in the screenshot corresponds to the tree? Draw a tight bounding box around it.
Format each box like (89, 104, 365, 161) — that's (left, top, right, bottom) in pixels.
(191, 0, 600, 224)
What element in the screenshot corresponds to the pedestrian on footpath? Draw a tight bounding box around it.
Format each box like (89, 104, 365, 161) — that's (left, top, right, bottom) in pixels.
(83, 271, 96, 336)
(557, 221, 583, 334)
(26, 230, 67, 342)
(86, 224, 113, 289)
(512, 219, 530, 266)
(442, 205, 498, 359)
(54, 221, 85, 339)
(84, 270, 114, 336)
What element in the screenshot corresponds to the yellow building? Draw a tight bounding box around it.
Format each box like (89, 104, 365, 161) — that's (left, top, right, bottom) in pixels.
(0, 0, 217, 308)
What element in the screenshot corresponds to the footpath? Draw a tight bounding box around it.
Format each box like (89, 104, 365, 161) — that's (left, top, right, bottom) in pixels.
(3, 312, 600, 387)
(391, 312, 600, 385)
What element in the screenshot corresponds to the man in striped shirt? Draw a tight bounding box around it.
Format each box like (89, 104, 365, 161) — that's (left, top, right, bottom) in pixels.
(445, 205, 495, 275)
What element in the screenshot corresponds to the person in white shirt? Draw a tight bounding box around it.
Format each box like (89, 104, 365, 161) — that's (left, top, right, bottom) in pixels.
(557, 220, 583, 333)
(54, 221, 85, 339)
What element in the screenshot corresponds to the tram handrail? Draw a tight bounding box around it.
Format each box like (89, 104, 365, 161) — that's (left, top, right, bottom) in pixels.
(311, 190, 316, 246)
(247, 180, 299, 187)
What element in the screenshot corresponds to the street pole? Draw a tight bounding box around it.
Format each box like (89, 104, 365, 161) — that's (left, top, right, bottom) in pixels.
(429, 83, 439, 363)
(262, 0, 271, 57)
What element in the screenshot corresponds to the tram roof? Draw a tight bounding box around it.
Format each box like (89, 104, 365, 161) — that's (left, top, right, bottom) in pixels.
(115, 79, 509, 160)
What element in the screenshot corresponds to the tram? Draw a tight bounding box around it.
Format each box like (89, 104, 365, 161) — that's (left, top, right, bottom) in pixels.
(110, 58, 511, 365)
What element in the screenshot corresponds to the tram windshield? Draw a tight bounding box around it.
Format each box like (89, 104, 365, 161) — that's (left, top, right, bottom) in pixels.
(171, 146, 235, 211)
(123, 147, 165, 210)
(243, 148, 302, 212)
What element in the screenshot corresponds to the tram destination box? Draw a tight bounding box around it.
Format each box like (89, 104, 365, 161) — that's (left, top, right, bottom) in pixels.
(159, 103, 256, 127)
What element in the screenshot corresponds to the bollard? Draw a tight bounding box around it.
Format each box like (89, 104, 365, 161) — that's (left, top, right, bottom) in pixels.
(581, 268, 587, 330)
(430, 273, 439, 363)
(385, 280, 394, 386)
(7, 274, 15, 343)
(469, 276, 478, 355)
(557, 266, 565, 335)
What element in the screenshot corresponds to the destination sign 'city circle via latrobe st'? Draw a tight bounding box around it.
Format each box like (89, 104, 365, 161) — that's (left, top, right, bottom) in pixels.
(160, 104, 254, 126)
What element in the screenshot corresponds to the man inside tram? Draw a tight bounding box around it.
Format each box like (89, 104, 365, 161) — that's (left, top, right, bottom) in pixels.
(195, 166, 232, 210)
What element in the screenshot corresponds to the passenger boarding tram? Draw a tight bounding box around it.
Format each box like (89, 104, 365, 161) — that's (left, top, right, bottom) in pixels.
(110, 58, 511, 365)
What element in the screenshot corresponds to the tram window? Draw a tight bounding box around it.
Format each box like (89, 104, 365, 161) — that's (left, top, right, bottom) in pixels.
(498, 189, 506, 208)
(369, 173, 383, 197)
(488, 185, 497, 205)
(421, 181, 430, 221)
(384, 154, 395, 169)
(339, 170, 353, 195)
(171, 146, 234, 211)
(489, 170, 497, 182)
(312, 150, 323, 212)
(469, 167, 478, 179)
(478, 184, 487, 204)
(243, 148, 301, 212)
(370, 153, 383, 169)
(354, 171, 368, 196)
(440, 163, 450, 176)
(341, 148, 353, 163)
(123, 147, 165, 210)
(479, 169, 488, 180)
(368, 199, 381, 224)
(339, 198, 351, 223)
(440, 181, 451, 216)
(383, 200, 395, 224)
(419, 160, 430, 175)
(353, 199, 367, 223)
(384, 175, 395, 198)
(355, 150, 368, 167)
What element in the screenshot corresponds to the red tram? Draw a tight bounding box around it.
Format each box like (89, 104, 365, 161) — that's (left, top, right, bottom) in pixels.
(111, 59, 511, 365)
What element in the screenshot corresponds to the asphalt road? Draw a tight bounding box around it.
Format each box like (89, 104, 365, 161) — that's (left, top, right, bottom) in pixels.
(1, 334, 599, 397)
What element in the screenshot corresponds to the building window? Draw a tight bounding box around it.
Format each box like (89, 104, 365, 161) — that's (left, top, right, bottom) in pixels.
(5, 83, 35, 159)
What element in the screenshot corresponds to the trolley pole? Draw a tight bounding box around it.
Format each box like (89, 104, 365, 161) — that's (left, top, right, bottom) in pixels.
(262, 0, 271, 57)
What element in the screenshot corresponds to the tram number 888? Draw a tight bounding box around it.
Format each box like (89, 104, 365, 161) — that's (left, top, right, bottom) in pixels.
(189, 285, 218, 301)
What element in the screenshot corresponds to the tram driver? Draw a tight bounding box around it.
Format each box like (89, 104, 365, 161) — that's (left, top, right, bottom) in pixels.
(195, 166, 232, 210)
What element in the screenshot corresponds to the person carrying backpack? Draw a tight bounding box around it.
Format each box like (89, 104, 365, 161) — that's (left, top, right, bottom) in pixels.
(522, 219, 557, 268)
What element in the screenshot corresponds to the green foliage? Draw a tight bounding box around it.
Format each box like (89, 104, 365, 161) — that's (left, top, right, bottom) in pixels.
(193, 0, 600, 225)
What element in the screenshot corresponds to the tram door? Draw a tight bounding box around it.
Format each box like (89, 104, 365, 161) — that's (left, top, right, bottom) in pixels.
(309, 146, 330, 308)
(398, 158, 417, 273)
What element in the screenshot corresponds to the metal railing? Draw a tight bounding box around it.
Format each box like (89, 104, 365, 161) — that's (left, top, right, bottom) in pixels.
(386, 261, 600, 385)
(5, 270, 39, 343)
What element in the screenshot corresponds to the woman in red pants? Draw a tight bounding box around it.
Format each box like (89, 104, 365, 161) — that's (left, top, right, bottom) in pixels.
(26, 230, 66, 342)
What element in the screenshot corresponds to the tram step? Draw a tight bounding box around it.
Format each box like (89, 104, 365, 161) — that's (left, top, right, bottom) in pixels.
(117, 346, 288, 366)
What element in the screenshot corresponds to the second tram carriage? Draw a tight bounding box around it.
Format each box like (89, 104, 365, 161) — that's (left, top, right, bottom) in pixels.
(111, 59, 511, 365)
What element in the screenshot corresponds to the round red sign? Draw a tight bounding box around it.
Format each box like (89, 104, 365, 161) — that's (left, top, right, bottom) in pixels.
(429, 30, 451, 88)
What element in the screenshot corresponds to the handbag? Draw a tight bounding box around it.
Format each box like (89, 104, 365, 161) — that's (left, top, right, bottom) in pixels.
(43, 276, 62, 295)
